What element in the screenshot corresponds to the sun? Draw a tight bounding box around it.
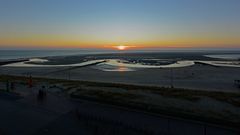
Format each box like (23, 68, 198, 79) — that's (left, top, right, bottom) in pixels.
(116, 45, 127, 50)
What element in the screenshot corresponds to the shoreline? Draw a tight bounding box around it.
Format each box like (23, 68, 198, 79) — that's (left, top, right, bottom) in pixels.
(2, 58, 240, 68)
(0, 59, 28, 66)
(1, 63, 240, 92)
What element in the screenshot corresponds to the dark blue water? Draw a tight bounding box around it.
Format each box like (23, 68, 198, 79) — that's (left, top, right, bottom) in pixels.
(0, 49, 116, 60)
(1, 49, 240, 61)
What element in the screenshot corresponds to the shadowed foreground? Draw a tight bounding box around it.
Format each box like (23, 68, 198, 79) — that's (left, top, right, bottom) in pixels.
(0, 75, 239, 135)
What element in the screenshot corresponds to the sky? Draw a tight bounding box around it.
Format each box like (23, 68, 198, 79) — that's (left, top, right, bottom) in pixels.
(0, 0, 240, 50)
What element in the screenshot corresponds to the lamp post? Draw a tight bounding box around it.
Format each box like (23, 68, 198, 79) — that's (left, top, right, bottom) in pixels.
(68, 66, 71, 80)
(170, 68, 174, 88)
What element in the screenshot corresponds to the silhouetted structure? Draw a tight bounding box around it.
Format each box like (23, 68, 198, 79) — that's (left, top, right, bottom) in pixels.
(38, 86, 47, 101)
(234, 80, 240, 88)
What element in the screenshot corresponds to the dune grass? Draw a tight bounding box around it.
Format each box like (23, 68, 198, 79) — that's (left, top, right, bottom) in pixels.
(1, 74, 240, 106)
(1, 74, 240, 128)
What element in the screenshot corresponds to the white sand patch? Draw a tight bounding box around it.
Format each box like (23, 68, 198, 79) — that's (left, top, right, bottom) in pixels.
(159, 61, 195, 68)
(103, 59, 195, 68)
(197, 61, 240, 67)
(205, 54, 240, 60)
(29, 58, 49, 63)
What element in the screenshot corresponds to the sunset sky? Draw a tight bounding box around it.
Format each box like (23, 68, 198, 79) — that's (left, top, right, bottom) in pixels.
(0, 0, 240, 50)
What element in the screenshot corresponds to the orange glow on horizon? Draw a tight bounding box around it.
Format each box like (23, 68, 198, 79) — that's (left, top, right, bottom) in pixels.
(1, 36, 240, 49)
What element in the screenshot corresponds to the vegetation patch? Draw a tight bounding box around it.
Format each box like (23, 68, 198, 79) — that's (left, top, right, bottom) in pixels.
(0, 75, 240, 128)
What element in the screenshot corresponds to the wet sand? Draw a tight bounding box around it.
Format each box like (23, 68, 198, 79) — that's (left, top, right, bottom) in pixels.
(1, 63, 240, 92)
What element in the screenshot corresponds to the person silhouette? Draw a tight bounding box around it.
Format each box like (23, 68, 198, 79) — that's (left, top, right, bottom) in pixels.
(10, 82, 15, 91)
(28, 75, 33, 88)
(6, 80, 10, 92)
(38, 86, 46, 101)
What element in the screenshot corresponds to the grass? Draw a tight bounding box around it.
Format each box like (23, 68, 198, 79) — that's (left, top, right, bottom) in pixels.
(74, 89, 141, 101)
(1, 74, 240, 106)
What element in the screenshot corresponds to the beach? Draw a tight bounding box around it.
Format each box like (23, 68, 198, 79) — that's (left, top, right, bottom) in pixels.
(1, 60, 240, 92)
(0, 51, 240, 134)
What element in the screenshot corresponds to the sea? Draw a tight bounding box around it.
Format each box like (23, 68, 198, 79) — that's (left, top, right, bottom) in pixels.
(1, 49, 240, 61)
(0, 49, 116, 60)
